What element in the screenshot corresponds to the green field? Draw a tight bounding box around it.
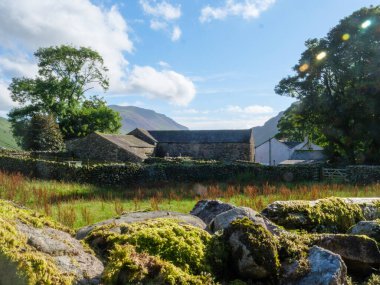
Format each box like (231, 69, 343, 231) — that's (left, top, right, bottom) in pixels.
(0, 117, 20, 150)
(1, 171, 379, 229)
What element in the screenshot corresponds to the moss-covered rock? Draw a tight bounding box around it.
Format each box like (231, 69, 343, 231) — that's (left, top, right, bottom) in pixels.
(0, 200, 103, 285)
(262, 197, 364, 233)
(86, 218, 211, 276)
(102, 244, 216, 285)
(348, 220, 380, 243)
(206, 217, 280, 283)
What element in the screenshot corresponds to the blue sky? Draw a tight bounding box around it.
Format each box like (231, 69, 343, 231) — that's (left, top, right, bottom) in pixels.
(0, 0, 378, 129)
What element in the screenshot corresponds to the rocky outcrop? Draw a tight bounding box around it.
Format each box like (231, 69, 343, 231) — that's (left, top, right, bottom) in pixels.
(313, 234, 380, 276)
(190, 200, 235, 224)
(76, 210, 207, 240)
(261, 197, 365, 233)
(290, 246, 348, 285)
(0, 200, 103, 285)
(348, 220, 380, 242)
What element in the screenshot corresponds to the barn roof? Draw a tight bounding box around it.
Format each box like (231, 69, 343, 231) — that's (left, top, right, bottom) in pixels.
(282, 141, 302, 149)
(97, 133, 154, 149)
(147, 129, 253, 144)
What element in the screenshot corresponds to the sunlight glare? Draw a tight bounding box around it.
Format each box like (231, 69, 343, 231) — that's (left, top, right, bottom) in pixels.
(316, 51, 327, 61)
(342, 33, 350, 41)
(299, 63, 309, 72)
(361, 20, 371, 29)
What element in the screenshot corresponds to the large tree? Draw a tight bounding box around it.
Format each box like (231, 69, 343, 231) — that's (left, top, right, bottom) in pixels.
(275, 6, 380, 164)
(8, 45, 121, 141)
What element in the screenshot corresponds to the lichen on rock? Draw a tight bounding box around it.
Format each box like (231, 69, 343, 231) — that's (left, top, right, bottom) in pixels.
(262, 197, 364, 233)
(85, 217, 213, 283)
(0, 200, 103, 285)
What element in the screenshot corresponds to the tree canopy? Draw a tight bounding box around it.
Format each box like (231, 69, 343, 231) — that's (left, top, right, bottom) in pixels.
(275, 6, 380, 164)
(8, 45, 121, 143)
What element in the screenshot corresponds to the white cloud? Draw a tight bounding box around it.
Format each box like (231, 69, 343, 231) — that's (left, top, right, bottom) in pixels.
(140, 0, 181, 21)
(0, 0, 133, 92)
(0, 81, 17, 113)
(171, 26, 182, 41)
(225, 105, 273, 114)
(140, 0, 182, 41)
(200, 0, 276, 23)
(158, 61, 171, 69)
(150, 20, 168, 30)
(126, 66, 196, 106)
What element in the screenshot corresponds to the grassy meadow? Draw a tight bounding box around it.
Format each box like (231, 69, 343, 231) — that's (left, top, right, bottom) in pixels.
(1, 170, 380, 229)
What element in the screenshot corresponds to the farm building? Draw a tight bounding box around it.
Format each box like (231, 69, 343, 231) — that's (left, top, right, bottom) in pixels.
(67, 128, 255, 162)
(145, 129, 255, 162)
(66, 132, 155, 163)
(254, 137, 325, 165)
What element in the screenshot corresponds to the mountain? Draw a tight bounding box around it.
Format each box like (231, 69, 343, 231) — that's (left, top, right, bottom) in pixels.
(252, 111, 284, 146)
(0, 117, 20, 150)
(109, 105, 188, 133)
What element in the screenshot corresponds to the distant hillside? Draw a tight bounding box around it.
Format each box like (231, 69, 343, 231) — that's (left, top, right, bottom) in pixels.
(109, 105, 188, 133)
(0, 117, 20, 150)
(253, 111, 284, 146)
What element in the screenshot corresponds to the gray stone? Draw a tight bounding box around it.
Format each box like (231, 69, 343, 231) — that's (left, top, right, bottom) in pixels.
(342, 198, 380, 220)
(16, 223, 104, 285)
(190, 199, 235, 224)
(209, 207, 266, 232)
(76, 211, 207, 240)
(348, 220, 380, 242)
(292, 246, 347, 285)
(314, 234, 380, 276)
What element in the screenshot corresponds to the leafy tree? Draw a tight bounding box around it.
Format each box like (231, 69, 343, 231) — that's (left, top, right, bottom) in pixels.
(24, 114, 64, 151)
(8, 45, 121, 142)
(275, 103, 327, 147)
(275, 6, 380, 164)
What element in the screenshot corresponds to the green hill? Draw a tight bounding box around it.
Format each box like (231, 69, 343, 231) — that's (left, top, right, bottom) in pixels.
(109, 105, 188, 133)
(0, 117, 20, 150)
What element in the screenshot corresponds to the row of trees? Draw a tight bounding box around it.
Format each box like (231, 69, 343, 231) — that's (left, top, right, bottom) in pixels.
(275, 6, 380, 164)
(8, 45, 121, 150)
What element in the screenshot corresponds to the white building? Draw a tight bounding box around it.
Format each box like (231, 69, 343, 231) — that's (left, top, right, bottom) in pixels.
(254, 137, 324, 165)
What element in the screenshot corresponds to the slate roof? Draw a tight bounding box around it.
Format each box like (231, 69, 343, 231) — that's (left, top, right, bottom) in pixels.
(97, 133, 154, 149)
(148, 129, 253, 144)
(282, 141, 302, 149)
(128, 128, 157, 145)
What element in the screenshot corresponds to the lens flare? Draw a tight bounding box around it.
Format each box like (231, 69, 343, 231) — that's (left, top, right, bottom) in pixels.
(316, 51, 327, 61)
(342, 33, 350, 41)
(299, 63, 309, 72)
(361, 20, 371, 29)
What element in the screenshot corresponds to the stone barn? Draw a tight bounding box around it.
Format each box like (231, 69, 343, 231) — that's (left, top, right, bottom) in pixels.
(134, 129, 255, 162)
(66, 132, 155, 163)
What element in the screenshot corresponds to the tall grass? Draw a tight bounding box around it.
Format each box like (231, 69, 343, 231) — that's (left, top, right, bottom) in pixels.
(0, 171, 379, 229)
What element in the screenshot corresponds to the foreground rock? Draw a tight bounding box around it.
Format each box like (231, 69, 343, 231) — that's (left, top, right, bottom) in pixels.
(76, 210, 206, 239)
(85, 217, 214, 283)
(209, 206, 284, 235)
(190, 200, 235, 224)
(207, 217, 280, 282)
(348, 220, 380, 242)
(0, 200, 103, 285)
(261, 197, 367, 233)
(289, 246, 348, 285)
(313, 234, 380, 276)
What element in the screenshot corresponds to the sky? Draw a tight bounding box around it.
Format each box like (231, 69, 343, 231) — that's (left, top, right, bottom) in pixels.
(0, 0, 378, 130)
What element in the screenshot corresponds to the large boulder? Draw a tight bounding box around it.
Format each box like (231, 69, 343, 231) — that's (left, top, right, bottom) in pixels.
(261, 197, 365, 233)
(341, 198, 380, 220)
(313, 234, 380, 276)
(348, 220, 380, 242)
(190, 200, 235, 224)
(207, 217, 280, 282)
(209, 206, 284, 235)
(76, 210, 207, 239)
(288, 246, 348, 285)
(0, 200, 103, 285)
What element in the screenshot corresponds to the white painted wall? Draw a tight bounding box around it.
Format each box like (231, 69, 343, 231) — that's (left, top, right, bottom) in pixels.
(255, 138, 292, 165)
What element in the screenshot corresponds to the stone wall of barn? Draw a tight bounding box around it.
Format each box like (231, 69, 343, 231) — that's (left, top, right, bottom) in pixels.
(66, 134, 154, 163)
(154, 142, 254, 162)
